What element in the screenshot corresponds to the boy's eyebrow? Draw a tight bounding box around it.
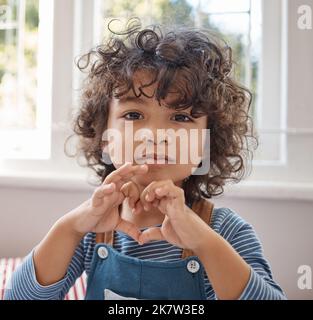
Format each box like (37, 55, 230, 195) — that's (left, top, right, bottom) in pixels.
(117, 96, 194, 114)
(118, 96, 146, 104)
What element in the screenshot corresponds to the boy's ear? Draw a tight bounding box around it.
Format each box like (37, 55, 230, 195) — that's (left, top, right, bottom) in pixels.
(101, 140, 108, 152)
(100, 141, 113, 165)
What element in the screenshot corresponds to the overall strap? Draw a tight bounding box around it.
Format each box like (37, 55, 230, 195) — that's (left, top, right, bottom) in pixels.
(95, 204, 122, 245)
(95, 229, 114, 246)
(181, 198, 214, 259)
(95, 198, 214, 259)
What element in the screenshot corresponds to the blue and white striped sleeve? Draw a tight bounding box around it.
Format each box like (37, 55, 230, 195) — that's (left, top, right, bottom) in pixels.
(4, 237, 86, 300)
(221, 209, 287, 300)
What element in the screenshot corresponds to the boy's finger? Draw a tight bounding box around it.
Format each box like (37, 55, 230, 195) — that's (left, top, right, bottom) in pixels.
(94, 183, 115, 198)
(139, 227, 165, 245)
(91, 183, 116, 207)
(140, 181, 164, 210)
(119, 164, 148, 183)
(120, 181, 140, 208)
(132, 200, 144, 215)
(103, 162, 132, 185)
(152, 199, 159, 207)
(145, 192, 156, 203)
(115, 219, 142, 243)
(104, 163, 148, 185)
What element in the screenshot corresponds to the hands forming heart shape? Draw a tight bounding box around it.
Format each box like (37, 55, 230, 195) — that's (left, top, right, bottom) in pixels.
(99, 162, 208, 250)
(89, 162, 209, 251)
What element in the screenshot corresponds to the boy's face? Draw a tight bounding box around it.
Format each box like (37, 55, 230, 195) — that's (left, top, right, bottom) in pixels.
(106, 70, 208, 187)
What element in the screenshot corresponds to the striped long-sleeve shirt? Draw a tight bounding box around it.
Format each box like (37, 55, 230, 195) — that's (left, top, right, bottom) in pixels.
(4, 207, 287, 300)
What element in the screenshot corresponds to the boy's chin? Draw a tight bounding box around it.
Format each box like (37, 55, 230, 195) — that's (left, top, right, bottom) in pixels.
(134, 170, 171, 184)
(133, 170, 186, 187)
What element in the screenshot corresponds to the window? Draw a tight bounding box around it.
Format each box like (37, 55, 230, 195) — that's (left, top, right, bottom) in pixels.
(0, 0, 84, 180)
(0, 0, 39, 131)
(92, 0, 285, 165)
(0, 0, 51, 159)
(91, 0, 289, 166)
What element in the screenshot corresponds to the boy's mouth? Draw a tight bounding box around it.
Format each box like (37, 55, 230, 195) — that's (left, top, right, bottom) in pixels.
(136, 153, 175, 164)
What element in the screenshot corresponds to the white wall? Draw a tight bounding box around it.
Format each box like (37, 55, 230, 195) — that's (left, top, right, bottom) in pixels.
(214, 196, 313, 300)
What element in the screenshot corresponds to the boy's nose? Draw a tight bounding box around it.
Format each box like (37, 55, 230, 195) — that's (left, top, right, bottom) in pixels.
(146, 135, 168, 145)
(135, 122, 170, 145)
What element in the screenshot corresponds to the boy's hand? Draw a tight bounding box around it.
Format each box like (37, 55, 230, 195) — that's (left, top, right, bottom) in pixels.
(68, 162, 148, 243)
(137, 180, 210, 250)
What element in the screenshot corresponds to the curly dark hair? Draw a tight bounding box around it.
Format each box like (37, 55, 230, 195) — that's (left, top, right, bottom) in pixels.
(65, 18, 258, 206)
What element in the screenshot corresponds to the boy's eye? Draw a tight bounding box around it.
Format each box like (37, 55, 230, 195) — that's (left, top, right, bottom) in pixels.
(172, 113, 193, 122)
(122, 111, 193, 122)
(122, 112, 144, 120)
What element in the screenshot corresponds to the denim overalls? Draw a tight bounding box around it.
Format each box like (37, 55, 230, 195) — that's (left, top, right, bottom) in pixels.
(84, 198, 214, 300)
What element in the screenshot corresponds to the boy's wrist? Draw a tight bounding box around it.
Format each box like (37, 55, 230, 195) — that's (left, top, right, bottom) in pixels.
(193, 225, 219, 258)
(56, 212, 86, 241)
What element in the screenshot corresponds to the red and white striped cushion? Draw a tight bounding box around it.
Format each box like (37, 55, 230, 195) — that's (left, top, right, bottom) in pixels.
(0, 258, 87, 300)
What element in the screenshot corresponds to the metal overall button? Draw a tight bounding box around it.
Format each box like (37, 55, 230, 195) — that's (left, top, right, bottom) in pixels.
(97, 246, 109, 259)
(187, 260, 200, 273)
